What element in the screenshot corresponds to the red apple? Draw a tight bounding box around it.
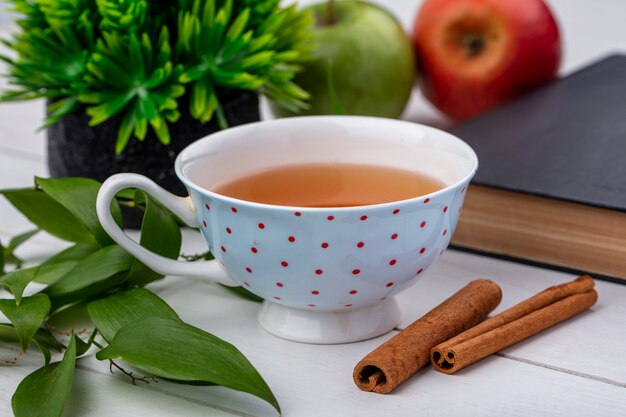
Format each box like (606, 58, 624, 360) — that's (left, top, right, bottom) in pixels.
(413, 0, 561, 121)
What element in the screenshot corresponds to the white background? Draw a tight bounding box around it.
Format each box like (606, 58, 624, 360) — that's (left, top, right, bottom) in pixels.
(0, 1, 625, 416)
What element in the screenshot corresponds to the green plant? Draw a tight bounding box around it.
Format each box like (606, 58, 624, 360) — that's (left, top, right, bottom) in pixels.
(0, 0, 314, 153)
(0, 177, 277, 416)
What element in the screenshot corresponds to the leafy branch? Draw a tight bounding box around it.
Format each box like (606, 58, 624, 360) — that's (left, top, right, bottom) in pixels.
(0, 177, 276, 417)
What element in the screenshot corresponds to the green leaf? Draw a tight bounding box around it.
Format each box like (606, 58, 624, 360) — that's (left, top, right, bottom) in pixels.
(0, 323, 21, 343)
(86, 91, 134, 125)
(32, 261, 78, 285)
(74, 331, 95, 357)
(240, 50, 275, 71)
(33, 338, 52, 365)
(36, 177, 122, 247)
(35, 241, 101, 284)
(33, 327, 65, 352)
(42, 96, 79, 129)
(224, 8, 250, 46)
(12, 334, 76, 417)
(127, 192, 182, 287)
(44, 245, 134, 308)
(0, 324, 64, 353)
(47, 301, 93, 335)
(0, 294, 51, 351)
(116, 110, 134, 154)
(0, 267, 38, 305)
(1, 188, 94, 243)
(7, 229, 39, 254)
(97, 317, 280, 412)
(133, 113, 148, 141)
(42, 241, 101, 267)
(88, 288, 180, 343)
(150, 114, 171, 145)
(0, 321, 54, 363)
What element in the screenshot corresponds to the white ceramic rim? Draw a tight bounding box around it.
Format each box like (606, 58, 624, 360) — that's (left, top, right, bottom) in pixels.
(174, 115, 479, 212)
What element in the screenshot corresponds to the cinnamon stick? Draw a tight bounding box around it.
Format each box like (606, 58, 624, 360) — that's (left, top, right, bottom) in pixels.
(431, 275, 597, 375)
(353, 279, 502, 394)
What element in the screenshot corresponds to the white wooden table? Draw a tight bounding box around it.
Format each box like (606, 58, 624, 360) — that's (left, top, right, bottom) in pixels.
(1, 1, 625, 416)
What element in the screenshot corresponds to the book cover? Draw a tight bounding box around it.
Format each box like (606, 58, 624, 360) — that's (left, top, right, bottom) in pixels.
(449, 55, 626, 281)
(451, 54, 626, 212)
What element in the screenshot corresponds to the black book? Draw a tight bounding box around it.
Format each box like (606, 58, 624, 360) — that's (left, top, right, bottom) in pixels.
(449, 55, 626, 281)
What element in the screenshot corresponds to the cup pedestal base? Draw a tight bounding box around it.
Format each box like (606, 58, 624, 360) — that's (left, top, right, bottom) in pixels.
(258, 298, 402, 344)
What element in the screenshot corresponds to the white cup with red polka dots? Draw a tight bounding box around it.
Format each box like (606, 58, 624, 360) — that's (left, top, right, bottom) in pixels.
(96, 116, 478, 344)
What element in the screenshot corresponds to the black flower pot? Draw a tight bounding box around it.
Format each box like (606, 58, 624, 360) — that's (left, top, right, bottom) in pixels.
(47, 91, 260, 228)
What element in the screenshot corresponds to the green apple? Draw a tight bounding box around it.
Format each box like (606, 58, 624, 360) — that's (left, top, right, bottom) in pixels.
(271, 0, 415, 118)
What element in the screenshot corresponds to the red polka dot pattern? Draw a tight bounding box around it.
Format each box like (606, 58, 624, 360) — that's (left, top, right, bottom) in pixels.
(199, 179, 466, 310)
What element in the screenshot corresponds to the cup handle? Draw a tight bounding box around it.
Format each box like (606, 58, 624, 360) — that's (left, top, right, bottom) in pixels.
(96, 173, 237, 286)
